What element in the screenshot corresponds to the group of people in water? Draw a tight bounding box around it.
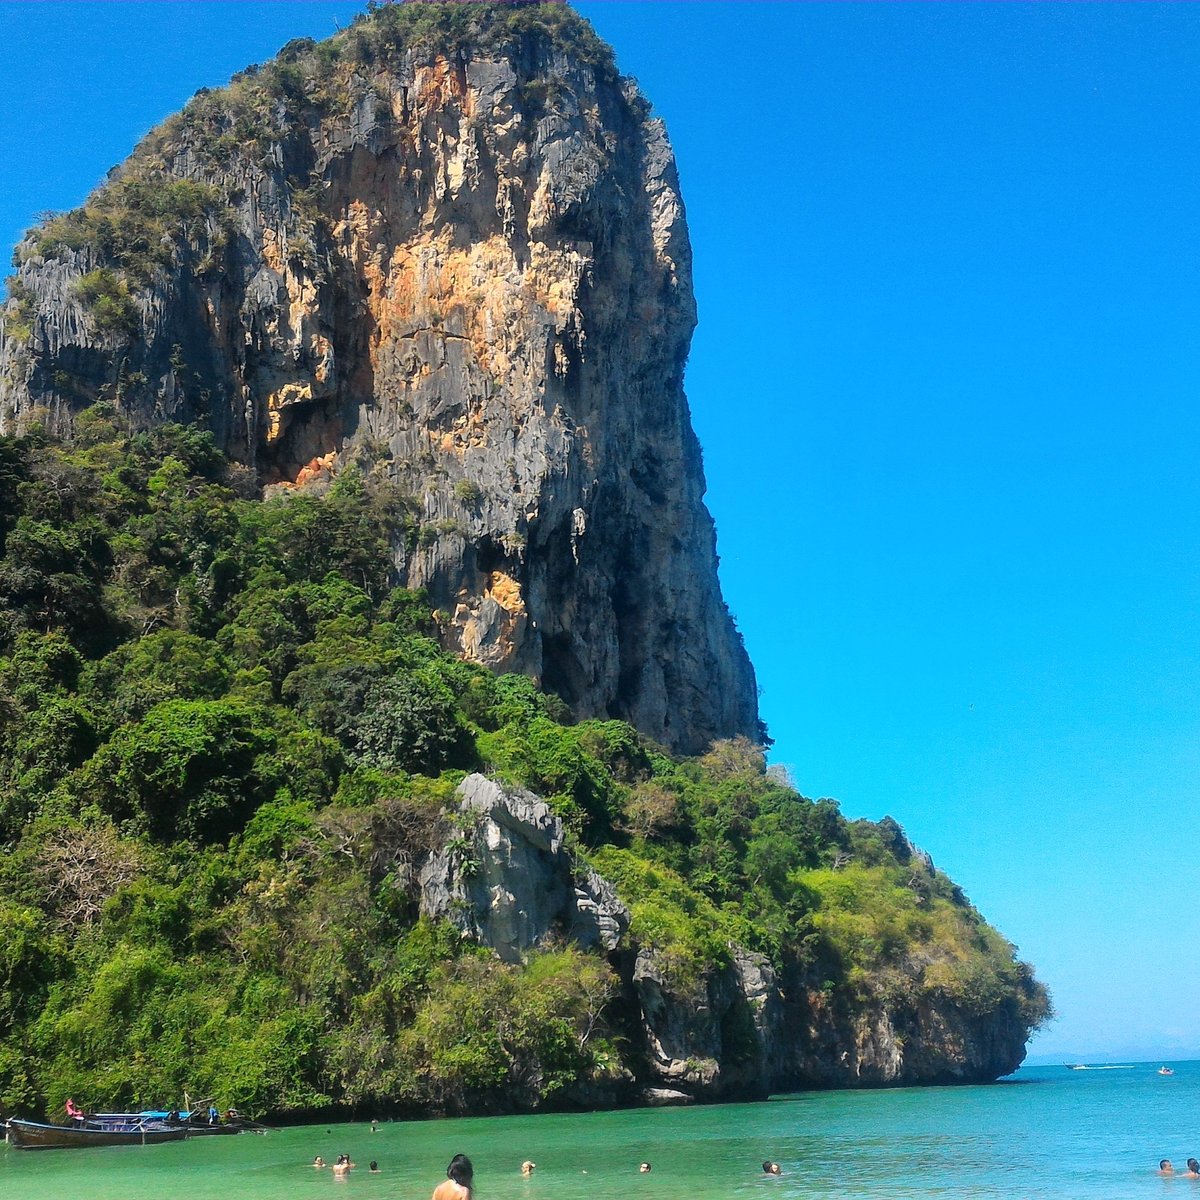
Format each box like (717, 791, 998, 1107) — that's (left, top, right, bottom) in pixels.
(312, 1154, 381, 1176)
(312, 1151, 786, 1193)
(309, 1148, 1200, 1191)
(1159, 1159, 1200, 1177)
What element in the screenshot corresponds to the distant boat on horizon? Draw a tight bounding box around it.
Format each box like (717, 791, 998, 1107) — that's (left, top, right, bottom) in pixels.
(1158, 1066, 1175, 1076)
(1062, 1063, 1136, 1071)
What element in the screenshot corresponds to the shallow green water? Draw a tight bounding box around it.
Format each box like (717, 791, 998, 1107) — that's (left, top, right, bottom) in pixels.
(4, 1063, 1197, 1199)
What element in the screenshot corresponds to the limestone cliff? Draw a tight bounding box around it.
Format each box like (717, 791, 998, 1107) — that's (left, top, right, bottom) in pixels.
(0, 3, 758, 754)
(425, 776, 1035, 1100)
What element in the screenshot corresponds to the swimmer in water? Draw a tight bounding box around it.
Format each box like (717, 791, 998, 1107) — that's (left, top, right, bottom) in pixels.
(762, 1161, 782, 1175)
(1186, 1159, 1200, 1178)
(369, 1161, 380, 1173)
(1160, 1160, 1175, 1176)
(639, 1162, 652, 1173)
(432, 1153, 474, 1200)
(521, 1161, 536, 1177)
(314, 1157, 326, 1168)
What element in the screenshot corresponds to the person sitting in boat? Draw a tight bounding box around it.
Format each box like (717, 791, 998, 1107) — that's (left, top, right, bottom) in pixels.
(65, 1098, 84, 1121)
(208, 1105, 220, 1125)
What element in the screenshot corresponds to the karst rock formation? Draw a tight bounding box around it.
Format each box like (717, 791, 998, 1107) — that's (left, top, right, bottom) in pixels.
(0, 3, 759, 754)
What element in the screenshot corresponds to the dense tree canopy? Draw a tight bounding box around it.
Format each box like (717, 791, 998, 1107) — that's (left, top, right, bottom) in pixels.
(0, 410, 1049, 1119)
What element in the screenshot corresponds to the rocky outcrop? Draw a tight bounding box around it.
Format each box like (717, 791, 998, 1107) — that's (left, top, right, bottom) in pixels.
(618, 946, 1028, 1099)
(0, 5, 759, 755)
(419, 773, 629, 962)
(419, 775, 1030, 1100)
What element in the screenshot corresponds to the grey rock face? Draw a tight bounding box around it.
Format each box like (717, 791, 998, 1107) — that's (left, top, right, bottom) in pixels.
(418, 773, 629, 963)
(624, 944, 1029, 1099)
(415, 774, 1026, 1100)
(570, 868, 626, 952)
(770, 977, 1030, 1089)
(0, 20, 760, 755)
(632, 947, 722, 1088)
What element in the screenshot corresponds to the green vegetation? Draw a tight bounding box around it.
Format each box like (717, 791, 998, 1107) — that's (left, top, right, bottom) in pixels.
(348, 1, 616, 75)
(0, 408, 1050, 1121)
(129, 2, 615, 174)
(2, 278, 35, 343)
(72, 270, 140, 336)
(453, 478, 482, 506)
(10, 171, 227, 350)
(34, 177, 220, 275)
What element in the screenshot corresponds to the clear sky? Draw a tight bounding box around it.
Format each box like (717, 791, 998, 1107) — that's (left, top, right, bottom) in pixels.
(3, 1, 1199, 1064)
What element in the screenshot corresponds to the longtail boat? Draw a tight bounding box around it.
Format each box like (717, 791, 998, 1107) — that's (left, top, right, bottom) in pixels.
(85, 1107, 268, 1135)
(6, 1118, 187, 1150)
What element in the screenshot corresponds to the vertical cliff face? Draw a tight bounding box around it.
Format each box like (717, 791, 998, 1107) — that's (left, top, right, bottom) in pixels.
(0, 4, 759, 754)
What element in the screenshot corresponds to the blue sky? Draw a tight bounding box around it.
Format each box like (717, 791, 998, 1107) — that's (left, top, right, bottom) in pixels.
(3, 1, 1199, 1063)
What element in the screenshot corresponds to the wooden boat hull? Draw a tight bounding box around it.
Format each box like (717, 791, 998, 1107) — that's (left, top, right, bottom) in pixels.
(6, 1119, 187, 1150)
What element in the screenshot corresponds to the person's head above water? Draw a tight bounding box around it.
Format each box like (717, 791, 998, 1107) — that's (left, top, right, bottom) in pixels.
(448, 1154, 474, 1187)
(762, 1161, 782, 1175)
(369, 1161, 379, 1172)
(521, 1161, 536, 1176)
(1160, 1160, 1175, 1174)
(639, 1162, 652, 1173)
(1188, 1159, 1200, 1174)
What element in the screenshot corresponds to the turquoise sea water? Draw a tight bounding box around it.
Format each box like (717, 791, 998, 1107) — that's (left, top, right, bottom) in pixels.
(4, 1063, 1198, 1199)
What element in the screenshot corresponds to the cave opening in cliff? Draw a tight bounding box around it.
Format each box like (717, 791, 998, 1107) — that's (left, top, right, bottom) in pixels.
(473, 535, 507, 577)
(258, 395, 353, 487)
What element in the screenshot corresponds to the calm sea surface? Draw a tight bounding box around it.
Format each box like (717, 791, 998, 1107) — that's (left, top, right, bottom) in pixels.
(4, 1062, 1198, 1199)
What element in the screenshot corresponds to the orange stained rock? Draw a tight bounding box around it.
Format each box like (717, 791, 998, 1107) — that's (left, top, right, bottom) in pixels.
(260, 226, 285, 273)
(414, 57, 473, 116)
(435, 403, 490, 457)
(265, 382, 314, 443)
(487, 571, 525, 615)
(279, 450, 337, 490)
